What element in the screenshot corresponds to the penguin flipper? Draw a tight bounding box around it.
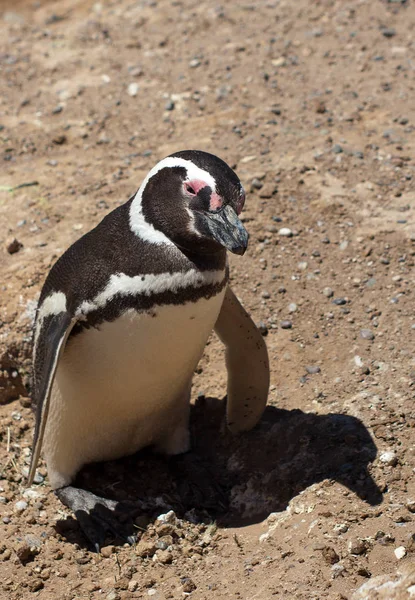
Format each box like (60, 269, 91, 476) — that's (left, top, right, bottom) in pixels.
(28, 310, 76, 486)
(214, 285, 269, 433)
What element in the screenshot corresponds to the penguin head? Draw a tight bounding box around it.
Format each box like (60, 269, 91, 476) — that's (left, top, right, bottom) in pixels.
(136, 150, 249, 255)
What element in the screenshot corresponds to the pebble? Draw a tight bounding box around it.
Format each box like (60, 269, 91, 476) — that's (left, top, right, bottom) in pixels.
(322, 546, 340, 565)
(165, 100, 175, 111)
(136, 540, 157, 558)
(6, 238, 23, 254)
(360, 329, 375, 341)
(127, 82, 139, 97)
(156, 510, 176, 525)
(332, 144, 343, 154)
(189, 58, 201, 68)
(101, 545, 115, 558)
(305, 365, 321, 374)
(181, 578, 197, 593)
(406, 500, 415, 513)
(257, 322, 268, 336)
(280, 320, 292, 329)
(348, 539, 367, 555)
(278, 227, 293, 237)
(14, 500, 28, 513)
(322, 287, 334, 298)
(261, 291, 270, 299)
(379, 451, 398, 466)
(332, 298, 347, 306)
(381, 27, 396, 38)
(394, 546, 406, 560)
(251, 178, 263, 190)
(339, 240, 349, 250)
(288, 303, 297, 313)
(321, 236, 330, 244)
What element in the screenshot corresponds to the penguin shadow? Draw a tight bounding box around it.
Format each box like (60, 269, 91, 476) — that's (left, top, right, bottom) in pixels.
(55, 397, 383, 548)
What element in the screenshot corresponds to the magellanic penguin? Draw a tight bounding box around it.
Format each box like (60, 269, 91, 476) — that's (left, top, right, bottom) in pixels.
(28, 150, 269, 548)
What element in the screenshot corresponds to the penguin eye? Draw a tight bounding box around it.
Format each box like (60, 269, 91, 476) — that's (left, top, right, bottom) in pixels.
(184, 182, 197, 195)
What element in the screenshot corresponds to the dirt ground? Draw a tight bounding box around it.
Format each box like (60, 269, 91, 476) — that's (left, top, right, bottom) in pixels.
(0, 0, 414, 598)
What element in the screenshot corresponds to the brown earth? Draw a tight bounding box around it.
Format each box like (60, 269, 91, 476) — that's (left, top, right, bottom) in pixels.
(0, 0, 414, 598)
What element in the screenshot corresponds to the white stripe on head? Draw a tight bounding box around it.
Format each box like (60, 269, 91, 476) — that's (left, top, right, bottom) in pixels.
(75, 268, 225, 316)
(129, 156, 217, 244)
(34, 291, 67, 355)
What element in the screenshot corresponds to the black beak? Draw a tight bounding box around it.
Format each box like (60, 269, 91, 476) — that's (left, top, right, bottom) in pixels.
(202, 205, 249, 255)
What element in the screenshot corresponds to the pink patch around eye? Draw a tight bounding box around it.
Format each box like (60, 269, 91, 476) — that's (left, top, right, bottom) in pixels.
(209, 192, 223, 211)
(184, 179, 208, 195)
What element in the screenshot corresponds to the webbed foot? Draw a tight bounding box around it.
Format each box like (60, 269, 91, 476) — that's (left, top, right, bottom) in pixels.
(55, 486, 137, 552)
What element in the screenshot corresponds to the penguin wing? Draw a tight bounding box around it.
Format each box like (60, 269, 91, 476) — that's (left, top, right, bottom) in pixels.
(214, 285, 269, 432)
(28, 308, 77, 486)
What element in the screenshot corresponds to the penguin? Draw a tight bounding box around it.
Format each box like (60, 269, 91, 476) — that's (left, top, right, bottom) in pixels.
(28, 150, 269, 547)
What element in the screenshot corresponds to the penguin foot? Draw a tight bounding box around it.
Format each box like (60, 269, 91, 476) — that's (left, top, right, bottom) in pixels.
(55, 486, 137, 552)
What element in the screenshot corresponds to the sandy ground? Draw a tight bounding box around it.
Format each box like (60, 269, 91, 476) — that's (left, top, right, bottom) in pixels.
(0, 0, 414, 598)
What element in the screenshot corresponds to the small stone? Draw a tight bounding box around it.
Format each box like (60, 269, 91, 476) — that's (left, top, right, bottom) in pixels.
(348, 539, 368, 555)
(52, 134, 67, 145)
(257, 322, 269, 336)
(258, 183, 277, 198)
(278, 227, 293, 237)
(181, 577, 197, 593)
(156, 510, 176, 524)
(52, 105, 63, 114)
(251, 178, 263, 190)
(298, 261, 308, 270)
(136, 540, 157, 558)
(155, 549, 173, 564)
(322, 546, 340, 565)
(106, 591, 120, 600)
(14, 500, 28, 513)
(406, 500, 415, 513)
(261, 290, 271, 299)
(101, 545, 115, 558)
(381, 27, 396, 38)
(322, 287, 334, 298)
(394, 546, 406, 560)
(6, 238, 23, 254)
(15, 542, 39, 564)
(339, 240, 349, 250)
(280, 320, 292, 329)
(379, 451, 398, 466)
(332, 298, 347, 306)
(28, 579, 44, 592)
(360, 329, 375, 341)
(288, 303, 297, 313)
(165, 100, 175, 111)
(332, 144, 343, 154)
(321, 236, 330, 244)
(189, 58, 201, 68)
(305, 365, 321, 375)
(128, 82, 139, 97)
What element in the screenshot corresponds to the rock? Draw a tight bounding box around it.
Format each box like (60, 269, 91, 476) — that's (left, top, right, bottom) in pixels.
(136, 540, 157, 558)
(332, 298, 347, 305)
(14, 500, 28, 513)
(351, 564, 415, 599)
(6, 238, 23, 254)
(332, 144, 343, 154)
(181, 577, 197, 593)
(360, 329, 375, 341)
(278, 227, 293, 237)
(288, 303, 297, 313)
(322, 287, 334, 298)
(381, 28, 396, 38)
(128, 82, 139, 96)
(156, 510, 176, 525)
(394, 546, 406, 560)
(189, 58, 201, 68)
(15, 542, 39, 564)
(348, 539, 368, 555)
(280, 320, 292, 329)
(165, 100, 175, 111)
(261, 290, 271, 299)
(322, 546, 340, 565)
(101, 545, 115, 558)
(305, 365, 321, 374)
(251, 178, 263, 191)
(379, 451, 398, 466)
(155, 549, 173, 564)
(258, 183, 277, 198)
(257, 322, 269, 336)
(406, 500, 415, 513)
